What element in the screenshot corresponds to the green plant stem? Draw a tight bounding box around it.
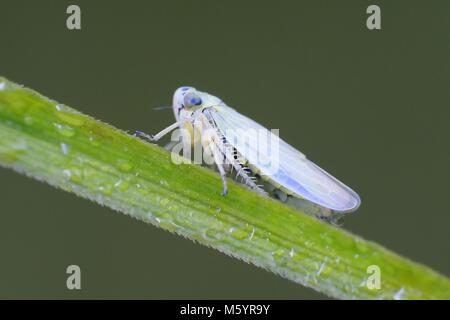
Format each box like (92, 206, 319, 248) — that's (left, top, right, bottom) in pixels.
(0, 76, 449, 299)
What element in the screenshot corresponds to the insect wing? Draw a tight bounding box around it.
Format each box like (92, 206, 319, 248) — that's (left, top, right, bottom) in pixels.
(207, 103, 361, 213)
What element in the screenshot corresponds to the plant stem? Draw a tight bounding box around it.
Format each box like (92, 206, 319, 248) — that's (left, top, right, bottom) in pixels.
(0, 76, 449, 299)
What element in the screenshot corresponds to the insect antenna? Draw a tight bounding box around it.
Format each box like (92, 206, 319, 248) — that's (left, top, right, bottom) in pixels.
(152, 106, 172, 111)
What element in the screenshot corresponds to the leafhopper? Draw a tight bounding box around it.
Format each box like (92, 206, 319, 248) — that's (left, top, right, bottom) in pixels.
(135, 87, 361, 223)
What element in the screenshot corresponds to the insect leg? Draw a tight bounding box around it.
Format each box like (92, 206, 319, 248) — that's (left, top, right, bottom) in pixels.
(211, 145, 228, 196)
(201, 112, 267, 196)
(134, 122, 179, 142)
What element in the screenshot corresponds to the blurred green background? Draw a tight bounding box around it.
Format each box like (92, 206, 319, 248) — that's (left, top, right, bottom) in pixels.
(0, 0, 449, 299)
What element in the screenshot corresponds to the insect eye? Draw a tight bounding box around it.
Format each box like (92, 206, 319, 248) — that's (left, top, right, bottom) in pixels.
(183, 92, 202, 107)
